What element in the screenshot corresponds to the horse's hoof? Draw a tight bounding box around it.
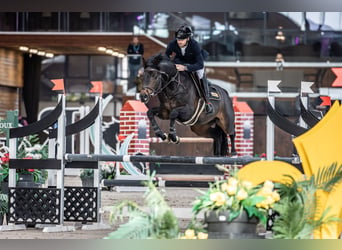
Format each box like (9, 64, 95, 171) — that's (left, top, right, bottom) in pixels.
(161, 133, 168, 141)
(230, 152, 238, 158)
(168, 134, 180, 144)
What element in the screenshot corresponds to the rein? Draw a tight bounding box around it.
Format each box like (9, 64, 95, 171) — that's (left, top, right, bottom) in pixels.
(144, 67, 182, 96)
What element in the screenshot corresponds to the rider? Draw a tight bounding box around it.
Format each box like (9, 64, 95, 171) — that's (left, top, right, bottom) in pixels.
(165, 25, 213, 113)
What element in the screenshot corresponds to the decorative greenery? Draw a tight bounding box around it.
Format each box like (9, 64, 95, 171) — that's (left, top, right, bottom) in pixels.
(80, 169, 95, 179)
(104, 172, 179, 239)
(80, 161, 116, 180)
(191, 171, 280, 226)
(0, 134, 48, 183)
(0, 192, 8, 215)
(271, 163, 342, 239)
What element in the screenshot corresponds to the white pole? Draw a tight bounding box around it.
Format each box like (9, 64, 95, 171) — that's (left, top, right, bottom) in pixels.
(300, 81, 315, 129)
(93, 95, 103, 222)
(266, 80, 281, 161)
(56, 93, 66, 225)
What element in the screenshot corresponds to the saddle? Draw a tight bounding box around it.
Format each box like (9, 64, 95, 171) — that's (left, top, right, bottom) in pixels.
(188, 72, 221, 101)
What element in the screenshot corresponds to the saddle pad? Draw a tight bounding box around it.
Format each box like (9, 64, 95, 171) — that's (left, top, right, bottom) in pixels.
(209, 85, 221, 100)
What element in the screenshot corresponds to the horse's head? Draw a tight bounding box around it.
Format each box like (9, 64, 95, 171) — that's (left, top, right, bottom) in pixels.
(139, 53, 177, 103)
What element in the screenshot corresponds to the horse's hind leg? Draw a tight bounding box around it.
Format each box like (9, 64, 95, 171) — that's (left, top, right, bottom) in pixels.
(147, 108, 167, 141)
(229, 133, 237, 156)
(220, 131, 228, 156)
(191, 124, 226, 156)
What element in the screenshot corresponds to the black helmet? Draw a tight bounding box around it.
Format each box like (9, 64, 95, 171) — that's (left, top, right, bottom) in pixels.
(175, 25, 192, 39)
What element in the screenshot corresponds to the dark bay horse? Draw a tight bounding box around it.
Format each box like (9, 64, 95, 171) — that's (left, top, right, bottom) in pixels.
(140, 54, 236, 156)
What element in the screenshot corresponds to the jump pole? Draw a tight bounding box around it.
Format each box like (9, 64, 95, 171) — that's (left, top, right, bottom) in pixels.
(66, 154, 281, 165)
(149, 137, 213, 143)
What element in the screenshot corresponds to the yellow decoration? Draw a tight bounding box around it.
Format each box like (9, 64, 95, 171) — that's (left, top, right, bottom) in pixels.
(237, 160, 303, 186)
(236, 101, 342, 238)
(293, 101, 342, 176)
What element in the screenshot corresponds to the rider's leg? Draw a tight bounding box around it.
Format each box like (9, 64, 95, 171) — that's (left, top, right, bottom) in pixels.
(197, 69, 213, 113)
(201, 77, 214, 113)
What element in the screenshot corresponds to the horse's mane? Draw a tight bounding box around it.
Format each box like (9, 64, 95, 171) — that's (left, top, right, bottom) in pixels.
(146, 53, 170, 68)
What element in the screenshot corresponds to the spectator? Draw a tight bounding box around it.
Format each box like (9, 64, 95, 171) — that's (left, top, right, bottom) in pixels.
(127, 36, 144, 90)
(275, 53, 285, 71)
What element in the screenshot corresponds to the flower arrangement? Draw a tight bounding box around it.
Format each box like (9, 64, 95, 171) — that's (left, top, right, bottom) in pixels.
(179, 229, 208, 239)
(192, 174, 280, 225)
(80, 161, 116, 180)
(0, 134, 48, 184)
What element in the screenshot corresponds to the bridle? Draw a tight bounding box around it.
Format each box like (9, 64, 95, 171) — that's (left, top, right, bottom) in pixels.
(143, 67, 182, 97)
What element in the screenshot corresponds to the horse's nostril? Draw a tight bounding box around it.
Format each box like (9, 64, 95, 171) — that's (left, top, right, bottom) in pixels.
(140, 93, 148, 102)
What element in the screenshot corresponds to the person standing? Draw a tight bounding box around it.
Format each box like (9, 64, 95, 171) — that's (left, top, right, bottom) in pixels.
(165, 25, 213, 113)
(127, 36, 144, 90)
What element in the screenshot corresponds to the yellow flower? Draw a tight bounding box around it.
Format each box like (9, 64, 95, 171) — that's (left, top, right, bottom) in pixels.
(236, 189, 248, 200)
(242, 180, 253, 190)
(272, 191, 280, 202)
(263, 180, 274, 189)
(265, 195, 275, 205)
(185, 229, 195, 239)
(221, 182, 229, 192)
(197, 232, 208, 239)
(210, 192, 226, 206)
(258, 187, 273, 196)
(226, 185, 237, 196)
(257, 200, 269, 209)
(227, 177, 238, 186)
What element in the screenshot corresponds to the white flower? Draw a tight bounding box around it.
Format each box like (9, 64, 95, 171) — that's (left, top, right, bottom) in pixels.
(33, 144, 42, 151)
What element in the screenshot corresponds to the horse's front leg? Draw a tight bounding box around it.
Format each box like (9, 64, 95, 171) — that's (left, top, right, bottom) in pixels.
(168, 108, 182, 144)
(147, 108, 167, 141)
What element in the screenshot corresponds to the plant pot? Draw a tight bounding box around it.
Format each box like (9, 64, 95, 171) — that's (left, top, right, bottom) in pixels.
(204, 210, 263, 239)
(1, 182, 8, 194)
(17, 174, 41, 188)
(81, 177, 94, 187)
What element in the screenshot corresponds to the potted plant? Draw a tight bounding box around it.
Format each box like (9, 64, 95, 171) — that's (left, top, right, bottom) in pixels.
(80, 169, 95, 187)
(80, 161, 116, 187)
(0, 134, 48, 190)
(190, 169, 280, 239)
(271, 163, 342, 239)
(0, 192, 8, 225)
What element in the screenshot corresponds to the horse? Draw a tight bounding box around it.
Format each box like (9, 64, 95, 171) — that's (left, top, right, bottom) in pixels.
(139, 53, 236, 156)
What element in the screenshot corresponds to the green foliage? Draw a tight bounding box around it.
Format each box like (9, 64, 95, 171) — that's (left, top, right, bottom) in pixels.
(104, 172, 179, 239)
(0, 193, 8, 215)
(80, 162, 116, 180)
(0, 134, 48, 183)
(80, 169, 94, 179)
(272, 163, 342, 239)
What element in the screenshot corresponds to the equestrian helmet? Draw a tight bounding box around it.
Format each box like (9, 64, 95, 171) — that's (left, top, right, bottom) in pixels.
(175, 25, 192, 39)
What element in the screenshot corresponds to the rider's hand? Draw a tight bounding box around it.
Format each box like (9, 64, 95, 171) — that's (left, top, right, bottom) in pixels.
(175, 64, 187, 71)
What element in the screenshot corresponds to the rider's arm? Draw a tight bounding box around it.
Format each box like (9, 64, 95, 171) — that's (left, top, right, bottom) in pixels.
(183, 41, 204, 72)
(165, 40, 176, 58)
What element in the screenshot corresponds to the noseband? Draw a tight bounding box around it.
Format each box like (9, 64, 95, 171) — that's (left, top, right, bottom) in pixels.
(143, 67, 181, 96)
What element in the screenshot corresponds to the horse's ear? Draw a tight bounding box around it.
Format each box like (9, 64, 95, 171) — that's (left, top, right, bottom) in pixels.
(152, 54, 162, 66)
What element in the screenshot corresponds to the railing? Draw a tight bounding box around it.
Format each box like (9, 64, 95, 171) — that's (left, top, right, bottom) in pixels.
(1, 12, 342, 62)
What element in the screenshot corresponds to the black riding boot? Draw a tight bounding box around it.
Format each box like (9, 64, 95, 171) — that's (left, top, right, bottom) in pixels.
(201, 78, 213, 113)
